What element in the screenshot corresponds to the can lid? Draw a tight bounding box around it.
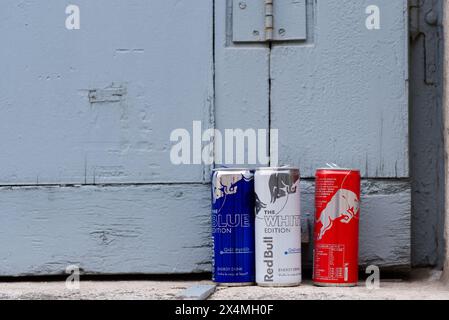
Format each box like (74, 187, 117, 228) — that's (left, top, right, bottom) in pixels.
(316, 168, 360, 171)
(316, 163, 360, 172)
(212, 167, 253, 172)
(255, 166, 299, 171)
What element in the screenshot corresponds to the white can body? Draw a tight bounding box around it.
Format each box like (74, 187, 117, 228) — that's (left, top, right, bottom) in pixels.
(255, 168, 302, 287)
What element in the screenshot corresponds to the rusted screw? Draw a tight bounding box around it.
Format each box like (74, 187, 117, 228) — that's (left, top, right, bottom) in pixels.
(253, 30, 260, 37)
(278, 28, 286, 36)
(239, 2, 247, 9)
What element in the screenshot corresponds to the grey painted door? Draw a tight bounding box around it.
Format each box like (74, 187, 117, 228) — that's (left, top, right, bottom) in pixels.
(0, 0, 213, 275)
(0, 0, 410, 276)
(274, 0, 410, 268)
(216, 0, 411, 269)
(0, 0, 212, 185)
(272, 1, 409, 178)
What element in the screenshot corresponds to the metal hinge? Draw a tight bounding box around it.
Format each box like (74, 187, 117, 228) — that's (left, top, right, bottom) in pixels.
(265, 0, 274, 41)
(409, 0, 440, 85)
(232, 0, 307, 43)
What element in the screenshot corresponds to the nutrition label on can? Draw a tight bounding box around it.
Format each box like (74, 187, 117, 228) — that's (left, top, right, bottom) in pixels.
(314, 244, 346, 281)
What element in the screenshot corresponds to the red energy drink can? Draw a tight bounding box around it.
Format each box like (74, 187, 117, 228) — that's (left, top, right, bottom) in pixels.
(313, 168, 361, 287)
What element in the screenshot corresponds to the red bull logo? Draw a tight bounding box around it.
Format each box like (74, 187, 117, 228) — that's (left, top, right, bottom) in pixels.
(212, 172, 253, 205)
(212, 174, 243, 204)
(255, 172, 299, 216)
(317, 189, 360, 240)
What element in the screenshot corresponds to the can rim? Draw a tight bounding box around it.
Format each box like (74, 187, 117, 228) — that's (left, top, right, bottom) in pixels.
(255, 166, 300, 171)
(316, 168, 360, 172)
(212, 167, 253, 172)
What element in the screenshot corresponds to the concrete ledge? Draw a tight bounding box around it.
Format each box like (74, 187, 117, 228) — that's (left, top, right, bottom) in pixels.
(211, 281, 449, 300)
(0, 281, 210, 300)
(0, 277, 447, 300)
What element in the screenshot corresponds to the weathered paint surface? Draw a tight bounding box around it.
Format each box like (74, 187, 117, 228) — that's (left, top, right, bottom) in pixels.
(214, 0, 270, 166)
(0, 181, 409, 276)
(271, 0, 409, 178)
(442, 0, 449, 283)
(410, 0, 446, 268)
(0, 184, 211, 276)
(0, 0, 213, 184)
(268, 0, 412, 268)
(0, 0, 422, 275)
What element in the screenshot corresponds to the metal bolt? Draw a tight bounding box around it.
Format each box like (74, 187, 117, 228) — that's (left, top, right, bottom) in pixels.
(426, 11, 438, 25)
(253, 30, 260, 37)
(278, 28, 286, 36)
(239, 2, 247, 9)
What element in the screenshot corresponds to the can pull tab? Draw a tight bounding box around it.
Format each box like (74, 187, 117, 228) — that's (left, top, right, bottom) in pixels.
(325, 163, 341, 169)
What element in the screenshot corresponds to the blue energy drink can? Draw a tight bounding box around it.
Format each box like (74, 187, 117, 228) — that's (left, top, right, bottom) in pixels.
(211, 168, 255, 286)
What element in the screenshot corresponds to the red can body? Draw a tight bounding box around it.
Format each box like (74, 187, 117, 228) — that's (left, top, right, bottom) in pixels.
(313, 169, 361, 286)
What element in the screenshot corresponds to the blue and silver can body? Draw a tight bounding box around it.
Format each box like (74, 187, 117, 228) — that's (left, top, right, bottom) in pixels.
(211, 168, 255, 286)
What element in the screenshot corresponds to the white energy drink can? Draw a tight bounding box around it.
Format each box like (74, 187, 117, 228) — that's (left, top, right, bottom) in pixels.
(255, 167, 302, 287)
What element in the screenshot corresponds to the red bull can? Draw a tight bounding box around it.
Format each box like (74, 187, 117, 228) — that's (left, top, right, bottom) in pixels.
(255, 167, 302, 287)
(211, 168, 255, 286)
(313, 168, 361, 287)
